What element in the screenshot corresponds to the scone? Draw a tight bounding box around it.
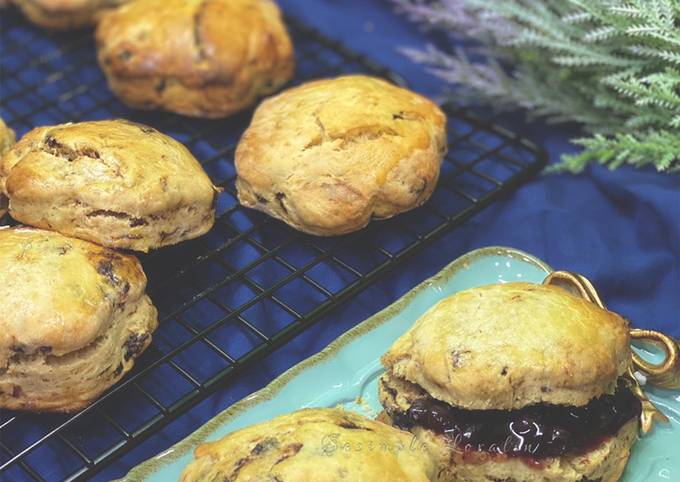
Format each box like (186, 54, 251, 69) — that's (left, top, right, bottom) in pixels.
(379, 282, 641, 482)
(95, 0, 294, 118)
(235, 75, 448, 236)
(0, 117, 15, 219)
(0, 226, 158, 412)
(12, 0, 131, 29)
(180, 408, 438, 482)
(0, 119, 220, 252)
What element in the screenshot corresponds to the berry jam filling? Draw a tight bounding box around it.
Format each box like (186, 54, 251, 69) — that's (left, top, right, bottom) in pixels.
(391, 378, 640, 458)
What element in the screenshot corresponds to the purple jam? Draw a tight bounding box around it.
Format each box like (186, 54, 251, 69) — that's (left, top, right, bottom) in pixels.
(392, 379, 641, 458)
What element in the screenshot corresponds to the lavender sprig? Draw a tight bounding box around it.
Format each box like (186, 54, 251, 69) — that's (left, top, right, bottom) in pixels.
(392, 0, 680, 172)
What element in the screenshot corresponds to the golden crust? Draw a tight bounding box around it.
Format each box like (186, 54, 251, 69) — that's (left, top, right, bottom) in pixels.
(381, 283, 631, 410)
(235, 75, 448, 236)
(0, 226, 147, 356)
(180, 408, 437, 482)
(0, 118, 15, 219)
(0, 119, 219, 251)
(13, 0, 131, 29)
(95, 0, 295, 118)
(0, 117, 14, 155)
(0, 226, 158, 412)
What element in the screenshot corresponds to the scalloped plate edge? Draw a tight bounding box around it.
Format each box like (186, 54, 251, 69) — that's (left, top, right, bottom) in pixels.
(118, 246, 552, 481)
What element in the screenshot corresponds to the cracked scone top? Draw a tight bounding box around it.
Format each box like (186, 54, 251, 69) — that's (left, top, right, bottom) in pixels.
(180, 408, 438, 482)
(12, 0, 132, 29)
(0, 119, 219, 252)
(0, 227, 158, 412)
(95, 0, 294, 118)
(235, 75, 448, 236)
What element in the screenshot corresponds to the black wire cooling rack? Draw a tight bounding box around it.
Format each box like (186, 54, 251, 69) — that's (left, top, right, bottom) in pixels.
(0, 6, 546, 481)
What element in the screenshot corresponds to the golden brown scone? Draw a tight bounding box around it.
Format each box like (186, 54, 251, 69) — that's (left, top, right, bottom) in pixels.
(381, 282, 631, 410)
(378, 282, 642, 481)
(180, 408, 438, 482)
(12, 0, 132, 29)
(95, 0, 294, 118)
(235, 75, 448, 236)
(0, 226, 158, 412)
(0, 119, 220, 252)
(0, 118, 15, 219)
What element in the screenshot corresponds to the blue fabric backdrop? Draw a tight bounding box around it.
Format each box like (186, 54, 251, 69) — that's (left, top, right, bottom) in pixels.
(90, 0, 678, 479)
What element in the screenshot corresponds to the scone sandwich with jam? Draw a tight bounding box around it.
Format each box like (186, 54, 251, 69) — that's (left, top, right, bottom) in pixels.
(379, 282, 641, 482)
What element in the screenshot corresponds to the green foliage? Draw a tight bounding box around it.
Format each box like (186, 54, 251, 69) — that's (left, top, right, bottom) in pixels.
(558, 130, 680, 173)
(396, 0, 680, 172)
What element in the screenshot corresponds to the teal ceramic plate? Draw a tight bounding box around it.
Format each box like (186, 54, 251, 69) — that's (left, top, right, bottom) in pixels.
(121, 246, 680, 481)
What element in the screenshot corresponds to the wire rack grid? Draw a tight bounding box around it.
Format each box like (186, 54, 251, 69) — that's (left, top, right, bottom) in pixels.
(0, 7, 546, 481)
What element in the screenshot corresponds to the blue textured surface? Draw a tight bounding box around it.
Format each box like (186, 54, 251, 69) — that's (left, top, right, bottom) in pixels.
(119, 248, 554, 480)
(0, 1, 678, 481)
(287, 0, 678, 336)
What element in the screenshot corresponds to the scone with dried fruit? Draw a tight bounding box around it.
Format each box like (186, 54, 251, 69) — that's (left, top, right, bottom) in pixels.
(0, 226, 158, 412)
(96, 0, 294, 118)
(0, 119, 220, 251)
(236, 75, 447, 236)
(180, 408, 438, 482)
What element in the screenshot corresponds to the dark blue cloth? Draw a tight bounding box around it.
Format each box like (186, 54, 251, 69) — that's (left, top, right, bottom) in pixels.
(54, 0, 676, 479)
